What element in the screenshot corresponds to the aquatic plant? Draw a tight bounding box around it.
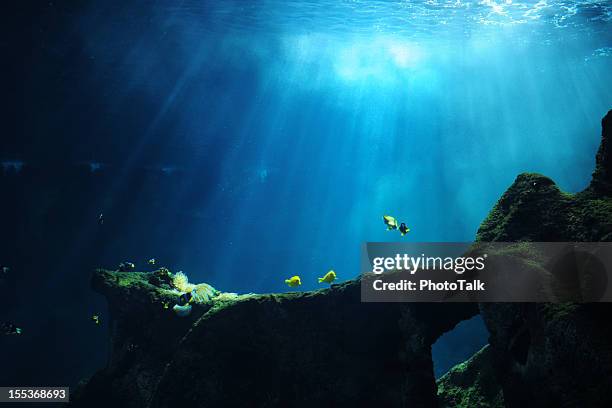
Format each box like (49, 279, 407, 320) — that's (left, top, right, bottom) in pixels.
(171, 271, 218, 304)
(190, 283, 217, 303)
(172, 271, 195, 293)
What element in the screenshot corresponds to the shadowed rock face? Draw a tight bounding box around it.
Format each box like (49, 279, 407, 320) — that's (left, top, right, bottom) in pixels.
(73, 269, 211, 408)
(151, 283, 477, 408)
(473, 110, 612, 407)
(590, 110, 612, 197)
(73, 271, 477, 408)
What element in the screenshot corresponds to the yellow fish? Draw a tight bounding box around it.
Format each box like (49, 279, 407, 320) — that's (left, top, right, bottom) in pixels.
(148, 258, 156, 265)
(399, 223, 410, 236)
(284, 275, 301, 288)
(162, 302, 169, 310)
(318, 270, 337, 284)
(91, 315, 100, 325)
(383, 215, 398, 230)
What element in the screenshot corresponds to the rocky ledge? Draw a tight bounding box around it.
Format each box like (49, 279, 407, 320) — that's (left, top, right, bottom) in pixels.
(73, 269, 477, 407)
(73, 110, 612, 408)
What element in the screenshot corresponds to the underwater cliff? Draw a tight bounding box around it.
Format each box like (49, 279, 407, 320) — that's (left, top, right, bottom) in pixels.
(73, 110, 612, 408)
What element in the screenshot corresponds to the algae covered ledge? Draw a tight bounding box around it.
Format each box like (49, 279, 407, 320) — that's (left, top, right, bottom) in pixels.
(75, 266, 478, 407)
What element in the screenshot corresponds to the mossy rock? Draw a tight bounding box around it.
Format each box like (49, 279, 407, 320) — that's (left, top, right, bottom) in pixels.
(437, 345, 504, 408)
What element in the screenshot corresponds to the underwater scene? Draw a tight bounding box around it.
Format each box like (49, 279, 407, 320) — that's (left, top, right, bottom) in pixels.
(1, 0, 612, 407)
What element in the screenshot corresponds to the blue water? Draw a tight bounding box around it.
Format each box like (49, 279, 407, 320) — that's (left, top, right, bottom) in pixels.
(74, 0, 612, 294)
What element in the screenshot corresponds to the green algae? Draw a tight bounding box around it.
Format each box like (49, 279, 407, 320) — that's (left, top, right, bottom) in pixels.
(94, 269, 178, 303)
(477, 172, 612, 243)
(541, 302, 580, 321)
(437, 345, 504, 408)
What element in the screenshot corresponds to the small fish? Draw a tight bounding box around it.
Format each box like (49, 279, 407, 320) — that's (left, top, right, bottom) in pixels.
(1, 266, 9, 276)
(383, 215, 398, 230)
(399, 223, 410, 236)
(172, 303, 192, 317)
(318, 270, 337, 284)
(2, 322, 22, 335)
(284, 275, 302, 288)
(148, 258, 156, 266)
(91, 315, 100, 325)
(98, 213, 104, 225)
(118, 262, 135, 272)
(179, 292, 193, 305)
(162, 302, 169, 309)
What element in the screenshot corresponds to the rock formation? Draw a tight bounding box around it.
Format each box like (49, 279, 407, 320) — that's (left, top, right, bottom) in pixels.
(471, 110, 612, 407)
(437, 345, 503, 408)
(72, 270, 476, 407)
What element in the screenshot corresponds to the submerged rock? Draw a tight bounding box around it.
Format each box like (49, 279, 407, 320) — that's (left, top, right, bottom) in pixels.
(478, 301, 612, 407)
(589, 109, 612, 197)
(72, 269, 211, 407)
(437, 345, 503, 408)
(73, 270, 476, 408)
(471, 109, 612, 407)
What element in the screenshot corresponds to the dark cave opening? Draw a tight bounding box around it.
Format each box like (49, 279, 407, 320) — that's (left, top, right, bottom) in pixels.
(431, 313, 489, 378)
